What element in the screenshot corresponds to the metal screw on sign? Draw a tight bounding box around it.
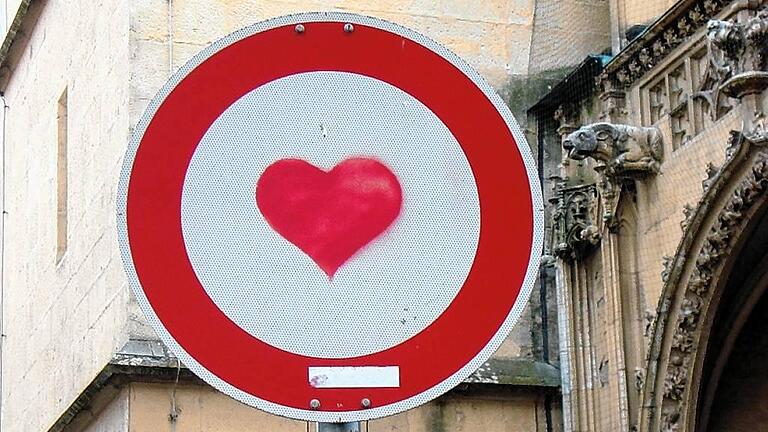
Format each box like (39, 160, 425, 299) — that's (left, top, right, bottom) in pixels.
(361, 398, 371, 408)
(295, 24, 305, 34)
(309, 399, 320, 410)
(343, 23, 354, 33)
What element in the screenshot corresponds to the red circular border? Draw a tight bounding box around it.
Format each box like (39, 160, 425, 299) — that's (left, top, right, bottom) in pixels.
(127, 22, 533, 412)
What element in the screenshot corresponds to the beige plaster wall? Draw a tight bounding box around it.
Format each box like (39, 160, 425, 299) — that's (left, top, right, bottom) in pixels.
(128, 382, 550, 432)
(0, 1, 131, 431)
(81, 389, 130, 432)
(620, 0, 674, 26)
(129, 0, 536, 127)
(613, 0, 677, 52)
(528, 0, 611, 74)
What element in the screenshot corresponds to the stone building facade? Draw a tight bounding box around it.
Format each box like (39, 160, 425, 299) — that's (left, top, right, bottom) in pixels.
(4, 0, 765, 431)
(530, 0, 768, 430)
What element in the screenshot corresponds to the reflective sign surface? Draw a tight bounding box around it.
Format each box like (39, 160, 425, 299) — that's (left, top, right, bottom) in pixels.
(118, 12, 543, 422)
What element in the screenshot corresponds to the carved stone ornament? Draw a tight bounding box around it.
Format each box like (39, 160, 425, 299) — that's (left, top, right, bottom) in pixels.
(744, 110, 768, 144)
(554, 102, 580, 137)
(634, 367, 646, 392)
(563, 123, 664, 228)
(650, 145, 768, 431)
(552, 183, 601, 260)
(564, 123, 664, 178)
(645, 310, 657, 336)
(692, 20, 735, 121)
(725, 129, 744, 161)
(705, 7, 768, 145)
(701, 162, 721, 192)
(599, 88, 629, 122)
(661, 407, 682, 432)
(706, 8, 768, 98)
(662, 255, 674, 283)
(599, 0, 729, 89)
(680, 204, 696, 232)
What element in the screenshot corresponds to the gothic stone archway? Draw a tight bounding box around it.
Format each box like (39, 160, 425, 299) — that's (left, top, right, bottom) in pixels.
(641, 131, 768, 431)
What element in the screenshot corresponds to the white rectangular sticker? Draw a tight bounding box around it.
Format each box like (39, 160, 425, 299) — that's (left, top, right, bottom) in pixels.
(308, 366, 400, 388)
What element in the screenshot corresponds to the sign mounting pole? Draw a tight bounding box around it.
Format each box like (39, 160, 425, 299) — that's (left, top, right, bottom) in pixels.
(118, 11, 543, 425)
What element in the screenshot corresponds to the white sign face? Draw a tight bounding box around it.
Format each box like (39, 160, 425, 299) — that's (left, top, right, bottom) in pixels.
(118, 12, 543, 423)
(182, 71, 480, 359)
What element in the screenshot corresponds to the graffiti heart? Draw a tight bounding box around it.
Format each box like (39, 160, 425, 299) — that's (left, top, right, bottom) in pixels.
(256, 157, 402, 278)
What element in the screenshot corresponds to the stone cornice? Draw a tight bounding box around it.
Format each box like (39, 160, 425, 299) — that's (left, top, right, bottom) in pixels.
(0, 0, 37, 91)
(49, 339, 560, 431)
(599, 0, 757, 90)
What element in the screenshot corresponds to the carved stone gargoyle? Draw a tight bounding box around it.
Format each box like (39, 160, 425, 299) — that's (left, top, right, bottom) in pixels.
(563, 123, 664, 230)
(563, 123, 663, 177)
(706, 8, 768, 144)
(706, 9, 768, 97)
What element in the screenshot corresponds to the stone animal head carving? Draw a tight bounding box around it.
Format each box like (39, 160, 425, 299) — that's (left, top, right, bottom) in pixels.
(563, 123, 663, 177)
(563, 123, 617, 163)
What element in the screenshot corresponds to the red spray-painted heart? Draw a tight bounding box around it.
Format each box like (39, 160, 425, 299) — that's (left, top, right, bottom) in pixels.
(255, 158, 403, 279)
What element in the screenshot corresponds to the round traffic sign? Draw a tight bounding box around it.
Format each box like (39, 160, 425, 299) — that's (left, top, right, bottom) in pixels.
(117, 12, 543, 423)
